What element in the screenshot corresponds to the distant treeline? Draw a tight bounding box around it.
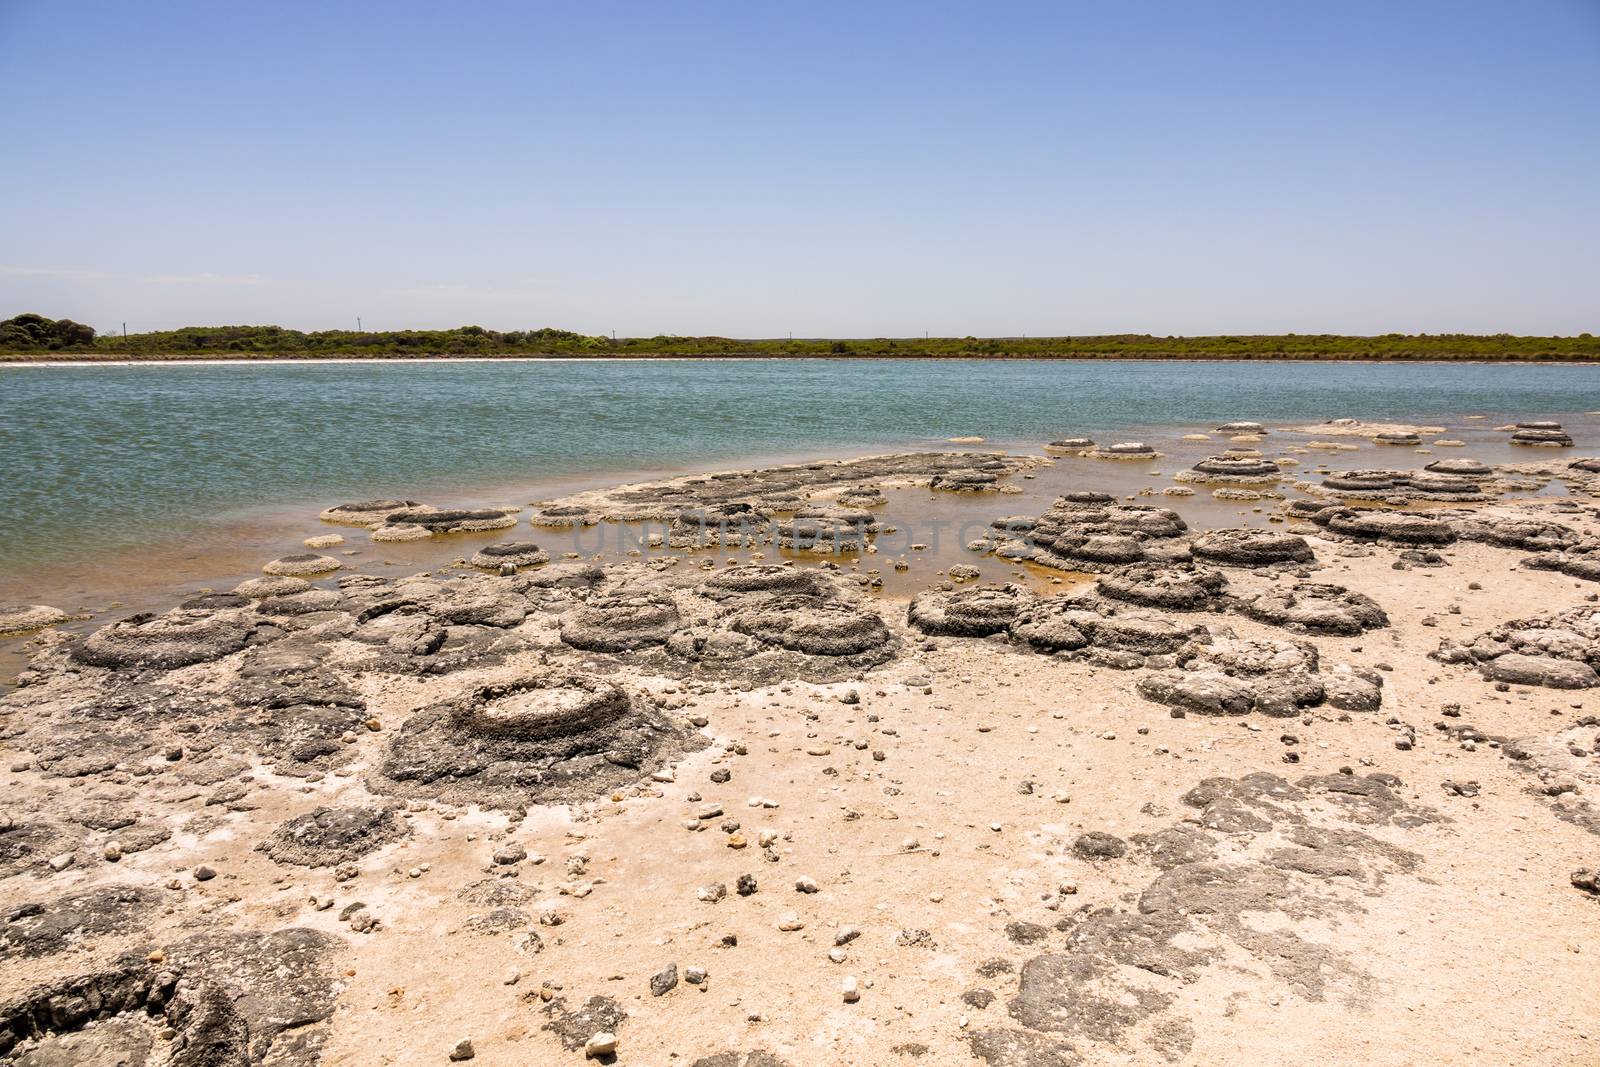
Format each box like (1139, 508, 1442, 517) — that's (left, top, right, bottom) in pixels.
(3, 313, 1597, 362)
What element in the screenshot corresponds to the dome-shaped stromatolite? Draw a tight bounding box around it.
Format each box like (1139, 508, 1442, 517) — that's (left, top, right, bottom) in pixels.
(528, 503, 600, 528)
(559, 592, 681, 652)
(1404, 473, 1492, 498)
(907, 584, 1038, 637)
(1215, 422, 1266, 434)
(1374, 432, 1421, 446)
(1136, 634, 1347, 717)
(1046, 533, 1151, 568)
(470, 542, 550, 570)
(318, 499, 424, 527)
(259, 805, 410, 867)
(71, 609, 253, 670)
(0, 604, 70, 637)
(1055, 491, 1116, 506)
(1423, 458, 1494, 478)
(1450, 516, 1577, 552)
(233, 576, 312, 598)
(1190, 529, 1315, 566)
(1516, 421, 1564, 430)
(1044, 437, 1095, 453)
(698, 564, 822, 599)
(1177, 455, 1283, 485)
(1524, 541, 1600, 583)
(1312, 507, 1458, 546)
(262, 553, 342, 577)
(382, 508, 518, 534)
(370, 523, 433, 543)
(1240, 583, 1389, 635)
(1319, 470, 1411, 494)
(1006, 598, 1098, 651)
(730, 596, 890, 656)
(451, 673, 631, 739)
(665, 626, 763, 662)
(929, 468, 1001, 491)
(1511, 427, 1573, 447)
(1569, 457, 1600, 474)
(1087, 441, 1161, 459)
(374, 669, 694, 806)
(1096, 563, 1229, 611)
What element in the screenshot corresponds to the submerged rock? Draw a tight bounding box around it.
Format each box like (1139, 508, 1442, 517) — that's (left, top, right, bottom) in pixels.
(469, 541, 550, 570)
(263, 553, 343, 577)
(0, 605, 70, 637)
(319, 499, 424, 527)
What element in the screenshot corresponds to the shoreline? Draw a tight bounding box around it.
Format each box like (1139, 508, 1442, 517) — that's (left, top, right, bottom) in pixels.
(8, 353, 1600, 367)
(2, 436, 1598, 1064)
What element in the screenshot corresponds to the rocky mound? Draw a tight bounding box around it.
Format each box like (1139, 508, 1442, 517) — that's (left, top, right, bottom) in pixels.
(1510, 423, 1573, 447)
(1451, 515, 1578, 552)
(1310, 507, 1458, 546)
(1174, 455, 1283, 486)
(1007, 598, 1207, 667)
(698, 564, 823, 599)
(0, 605, 70, 637)
(1085, 442, 1161, 460)
(1190, 529, 1315, 567)
(930, 468, 1001, 492)
(318, 499, 423, 527)
(375, 669, 696, 807)
(1137, 634, 1380, 715)
(1432, 606, 1600, 689)
(729, 596, 890, 656)
(1096, 563, 1229, 611)
(470, 541, 550, 571)
(1238, 582, 1389, 635)
(380, 508, 518, 534)
(908, 584, 1038, 637)
(1524, 541, 1600, 583)
(559, 592, 681, 652)
(71, 608, 256, 670)
(258, 805, 410, 868)
(263, 553, 342, 576)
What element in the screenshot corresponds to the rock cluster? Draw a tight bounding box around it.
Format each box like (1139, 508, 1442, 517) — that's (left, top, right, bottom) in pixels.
(1137, 634, 1381, 715)
(1432, 606, 1600, 689)
(1507, 421, 1573, 447)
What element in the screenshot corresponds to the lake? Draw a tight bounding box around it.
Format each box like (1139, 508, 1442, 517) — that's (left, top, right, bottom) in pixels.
(2, 357, 1597, 595)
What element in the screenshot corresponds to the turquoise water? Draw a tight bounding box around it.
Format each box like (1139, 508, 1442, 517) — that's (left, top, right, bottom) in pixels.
(3, 357, 1598, 581)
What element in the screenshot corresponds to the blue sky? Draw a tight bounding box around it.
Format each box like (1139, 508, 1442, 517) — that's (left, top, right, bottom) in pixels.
(2, 0, 1596, 336)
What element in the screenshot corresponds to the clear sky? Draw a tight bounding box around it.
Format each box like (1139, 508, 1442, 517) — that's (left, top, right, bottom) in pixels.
(2, 0, 1597, 337)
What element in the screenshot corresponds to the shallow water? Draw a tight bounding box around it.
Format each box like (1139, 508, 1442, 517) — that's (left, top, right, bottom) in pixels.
(4, 357, 1598, 581)
(0, 355, 1596, 673)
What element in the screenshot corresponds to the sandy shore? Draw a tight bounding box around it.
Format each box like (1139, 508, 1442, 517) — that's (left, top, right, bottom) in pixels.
(2, 432, 1599, 1066)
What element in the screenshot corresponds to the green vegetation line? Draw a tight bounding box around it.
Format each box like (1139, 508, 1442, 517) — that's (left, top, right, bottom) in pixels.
(3, 313, 1596, 362)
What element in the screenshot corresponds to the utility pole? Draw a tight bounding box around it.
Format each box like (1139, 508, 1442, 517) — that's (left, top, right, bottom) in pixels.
(121, 322, 126, 338)
(357, 317, 362, 331)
